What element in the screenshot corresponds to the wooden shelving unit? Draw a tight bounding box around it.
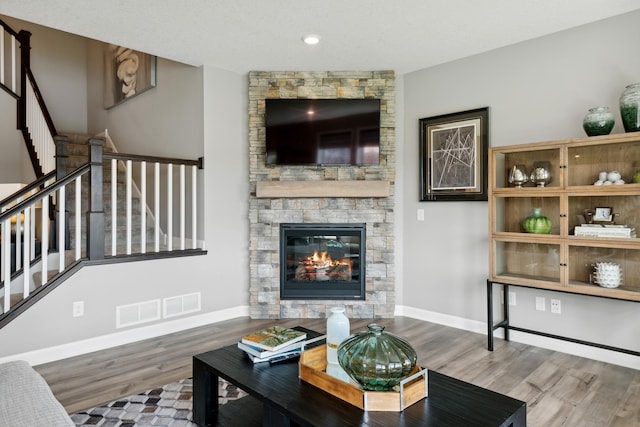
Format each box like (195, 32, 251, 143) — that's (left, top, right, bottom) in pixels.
(489, 131, 640, 300)
(487, 131, 640, 356)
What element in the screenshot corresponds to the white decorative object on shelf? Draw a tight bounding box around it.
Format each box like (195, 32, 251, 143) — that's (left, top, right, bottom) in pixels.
(326, 306, 350, 365)
(593, 262, 622, 288)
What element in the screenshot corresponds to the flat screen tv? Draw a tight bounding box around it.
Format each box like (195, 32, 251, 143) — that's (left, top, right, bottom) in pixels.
(265, 99, 380, 165)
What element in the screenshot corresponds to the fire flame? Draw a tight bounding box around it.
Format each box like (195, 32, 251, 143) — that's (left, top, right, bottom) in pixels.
(302, 251, 352, 273)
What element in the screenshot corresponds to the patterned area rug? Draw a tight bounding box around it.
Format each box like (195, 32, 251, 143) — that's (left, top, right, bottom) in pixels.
(70, 378, 247, 427)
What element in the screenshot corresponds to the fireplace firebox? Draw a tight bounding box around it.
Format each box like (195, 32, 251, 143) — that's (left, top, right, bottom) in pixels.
(280, 223, 366, 300)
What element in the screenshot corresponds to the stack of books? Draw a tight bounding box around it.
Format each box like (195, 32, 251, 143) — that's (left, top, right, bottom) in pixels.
(574, 224, 636, 238)
(238, 326, 325, 364)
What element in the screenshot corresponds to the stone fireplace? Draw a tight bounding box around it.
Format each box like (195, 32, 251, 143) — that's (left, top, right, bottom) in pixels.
(280, 223, 366, 300)
(248, 70, 395, 319)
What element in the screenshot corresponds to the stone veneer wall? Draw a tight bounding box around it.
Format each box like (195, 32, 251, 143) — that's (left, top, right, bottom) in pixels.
(248, 71, 395, 319)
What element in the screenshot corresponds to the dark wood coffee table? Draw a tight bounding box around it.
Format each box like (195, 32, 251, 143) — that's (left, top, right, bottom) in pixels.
(193, 344, 526, 426)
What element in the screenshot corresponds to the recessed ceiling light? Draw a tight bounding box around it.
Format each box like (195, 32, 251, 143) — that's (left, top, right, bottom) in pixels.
(302, 35, 320, 45)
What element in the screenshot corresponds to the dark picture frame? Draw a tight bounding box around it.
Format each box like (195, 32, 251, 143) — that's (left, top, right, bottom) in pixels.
(419, 107, 489, 201)
(103, 44, 157, 109)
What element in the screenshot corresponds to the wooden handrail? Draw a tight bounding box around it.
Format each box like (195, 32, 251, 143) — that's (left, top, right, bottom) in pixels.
(24, 69, 58, 137)
(0, 170, 55, 208)
(104, 152, 204, 168)
(0, 165, 89, 223)
(0, 18, 21, 38)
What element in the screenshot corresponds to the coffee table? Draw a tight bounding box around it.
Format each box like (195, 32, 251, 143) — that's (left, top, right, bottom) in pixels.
(193, 344, 526, 426)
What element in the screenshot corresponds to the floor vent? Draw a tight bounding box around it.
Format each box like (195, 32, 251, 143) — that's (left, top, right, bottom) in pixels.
(116, 299, 161, 328)
(163, 292, 201, 319)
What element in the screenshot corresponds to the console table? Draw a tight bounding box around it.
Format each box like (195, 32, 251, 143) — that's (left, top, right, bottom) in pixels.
(193, 344, 526, 426)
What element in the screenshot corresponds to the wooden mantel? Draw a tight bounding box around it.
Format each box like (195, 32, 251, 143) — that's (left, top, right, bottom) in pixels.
(255, 180, 390, 198)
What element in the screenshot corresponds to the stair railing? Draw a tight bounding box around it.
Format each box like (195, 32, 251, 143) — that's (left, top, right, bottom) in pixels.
(0, 19, 57, 177)
(0, 165, 87, 322)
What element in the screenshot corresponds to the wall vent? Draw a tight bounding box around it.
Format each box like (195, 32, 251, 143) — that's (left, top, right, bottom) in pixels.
(116, 299, 161, 328)
(163, 292, 201, 319)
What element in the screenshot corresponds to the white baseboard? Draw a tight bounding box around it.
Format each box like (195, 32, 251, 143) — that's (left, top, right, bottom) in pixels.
(395, 305, 640, 370)
(1, 305, 250, 367)
(8, 304, 640, 370)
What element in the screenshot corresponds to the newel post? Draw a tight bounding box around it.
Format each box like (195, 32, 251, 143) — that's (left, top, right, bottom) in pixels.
(87, 137, 105, 260)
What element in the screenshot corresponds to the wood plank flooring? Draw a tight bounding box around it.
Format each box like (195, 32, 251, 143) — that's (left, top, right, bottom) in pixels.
(35, 316, 640, 426)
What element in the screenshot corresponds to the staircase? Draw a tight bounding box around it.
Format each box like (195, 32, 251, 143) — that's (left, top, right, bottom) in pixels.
(0, 19, 206, 328)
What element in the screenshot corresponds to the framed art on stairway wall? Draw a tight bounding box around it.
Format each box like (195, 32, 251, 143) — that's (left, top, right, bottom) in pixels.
(103, 44, 157, 109)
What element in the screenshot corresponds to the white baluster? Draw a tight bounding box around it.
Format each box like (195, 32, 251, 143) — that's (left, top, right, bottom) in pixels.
(30, 190, 36, 262)
(15, 208, 22, 271)
(11, 34, 15, 92)
(180, 164, 185, 250)
(75, 176, 81, 260)
(2, 218, 10, 313)
(41, 196, 48, 287)
(58, 186, 65, 272)
(23, 207, 30, 298)
(126, 160, 132, 255)
(154, 162, 160, 252)
(0, 30, 4, 86)
(167, 163, 173, 251)
(192, 165, 197, 249)
(111, 158, 117, 256)
(140, 162, 146, 254)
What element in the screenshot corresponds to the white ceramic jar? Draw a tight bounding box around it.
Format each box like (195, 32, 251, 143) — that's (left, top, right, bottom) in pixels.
(326, 306, 350, 364)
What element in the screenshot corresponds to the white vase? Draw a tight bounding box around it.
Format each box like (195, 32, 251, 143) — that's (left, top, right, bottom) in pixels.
(326, 306, 350, 364)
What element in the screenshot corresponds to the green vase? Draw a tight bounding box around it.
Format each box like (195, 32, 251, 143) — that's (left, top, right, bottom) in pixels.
(582, 107, 614, 136)
(337, 323, 417, 391)
(620, 83, 640, 132)
(523, 208, 552, 234)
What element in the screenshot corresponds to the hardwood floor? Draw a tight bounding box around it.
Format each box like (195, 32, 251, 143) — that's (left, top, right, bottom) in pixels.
(35, 316, 640, 426)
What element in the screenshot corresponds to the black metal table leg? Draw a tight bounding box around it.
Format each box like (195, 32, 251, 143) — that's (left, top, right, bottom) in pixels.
(487, 279, 494, 351)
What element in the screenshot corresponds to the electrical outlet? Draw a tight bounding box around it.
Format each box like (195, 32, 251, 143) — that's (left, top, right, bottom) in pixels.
(551, 299, 561, 314)
(535, 296, 546, 311)
(508, 292, 517, 306)
(73, 301, 84, 317)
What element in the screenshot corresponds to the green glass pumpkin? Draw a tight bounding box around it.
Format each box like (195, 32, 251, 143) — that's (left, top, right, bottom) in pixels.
(523, 208, 552, 234)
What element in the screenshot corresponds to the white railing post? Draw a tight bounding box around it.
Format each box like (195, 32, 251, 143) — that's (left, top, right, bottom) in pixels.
(154, 162, 160, 252)
(180, 164, 185, 250)
(167, 163, 173, 251)
(111, 158, 117, 256)
(10, 34, 16, 93)
(126, 159, 132, 255)
(192, 165, 197, 249)
(75, 176, 81, 261)
(41, 196, 48, 287)
(0, 30, 4, 85)
(23, 207, 30, 298)
(58, 186, 65, 272)
(2, 218, 10, 314)
(140, 162, 146, 254)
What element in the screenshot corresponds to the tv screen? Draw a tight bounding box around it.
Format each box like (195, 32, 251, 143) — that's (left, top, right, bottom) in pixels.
(265, 99, 380, 165)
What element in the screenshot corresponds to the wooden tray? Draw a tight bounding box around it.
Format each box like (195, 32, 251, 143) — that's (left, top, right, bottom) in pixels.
(298, 345, 428, 412)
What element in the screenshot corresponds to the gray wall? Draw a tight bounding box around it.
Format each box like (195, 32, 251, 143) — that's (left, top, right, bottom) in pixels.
(402, 10, 640, 352)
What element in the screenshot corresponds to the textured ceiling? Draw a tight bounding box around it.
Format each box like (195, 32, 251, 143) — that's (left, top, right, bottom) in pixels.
(0, 1, 638, 74)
